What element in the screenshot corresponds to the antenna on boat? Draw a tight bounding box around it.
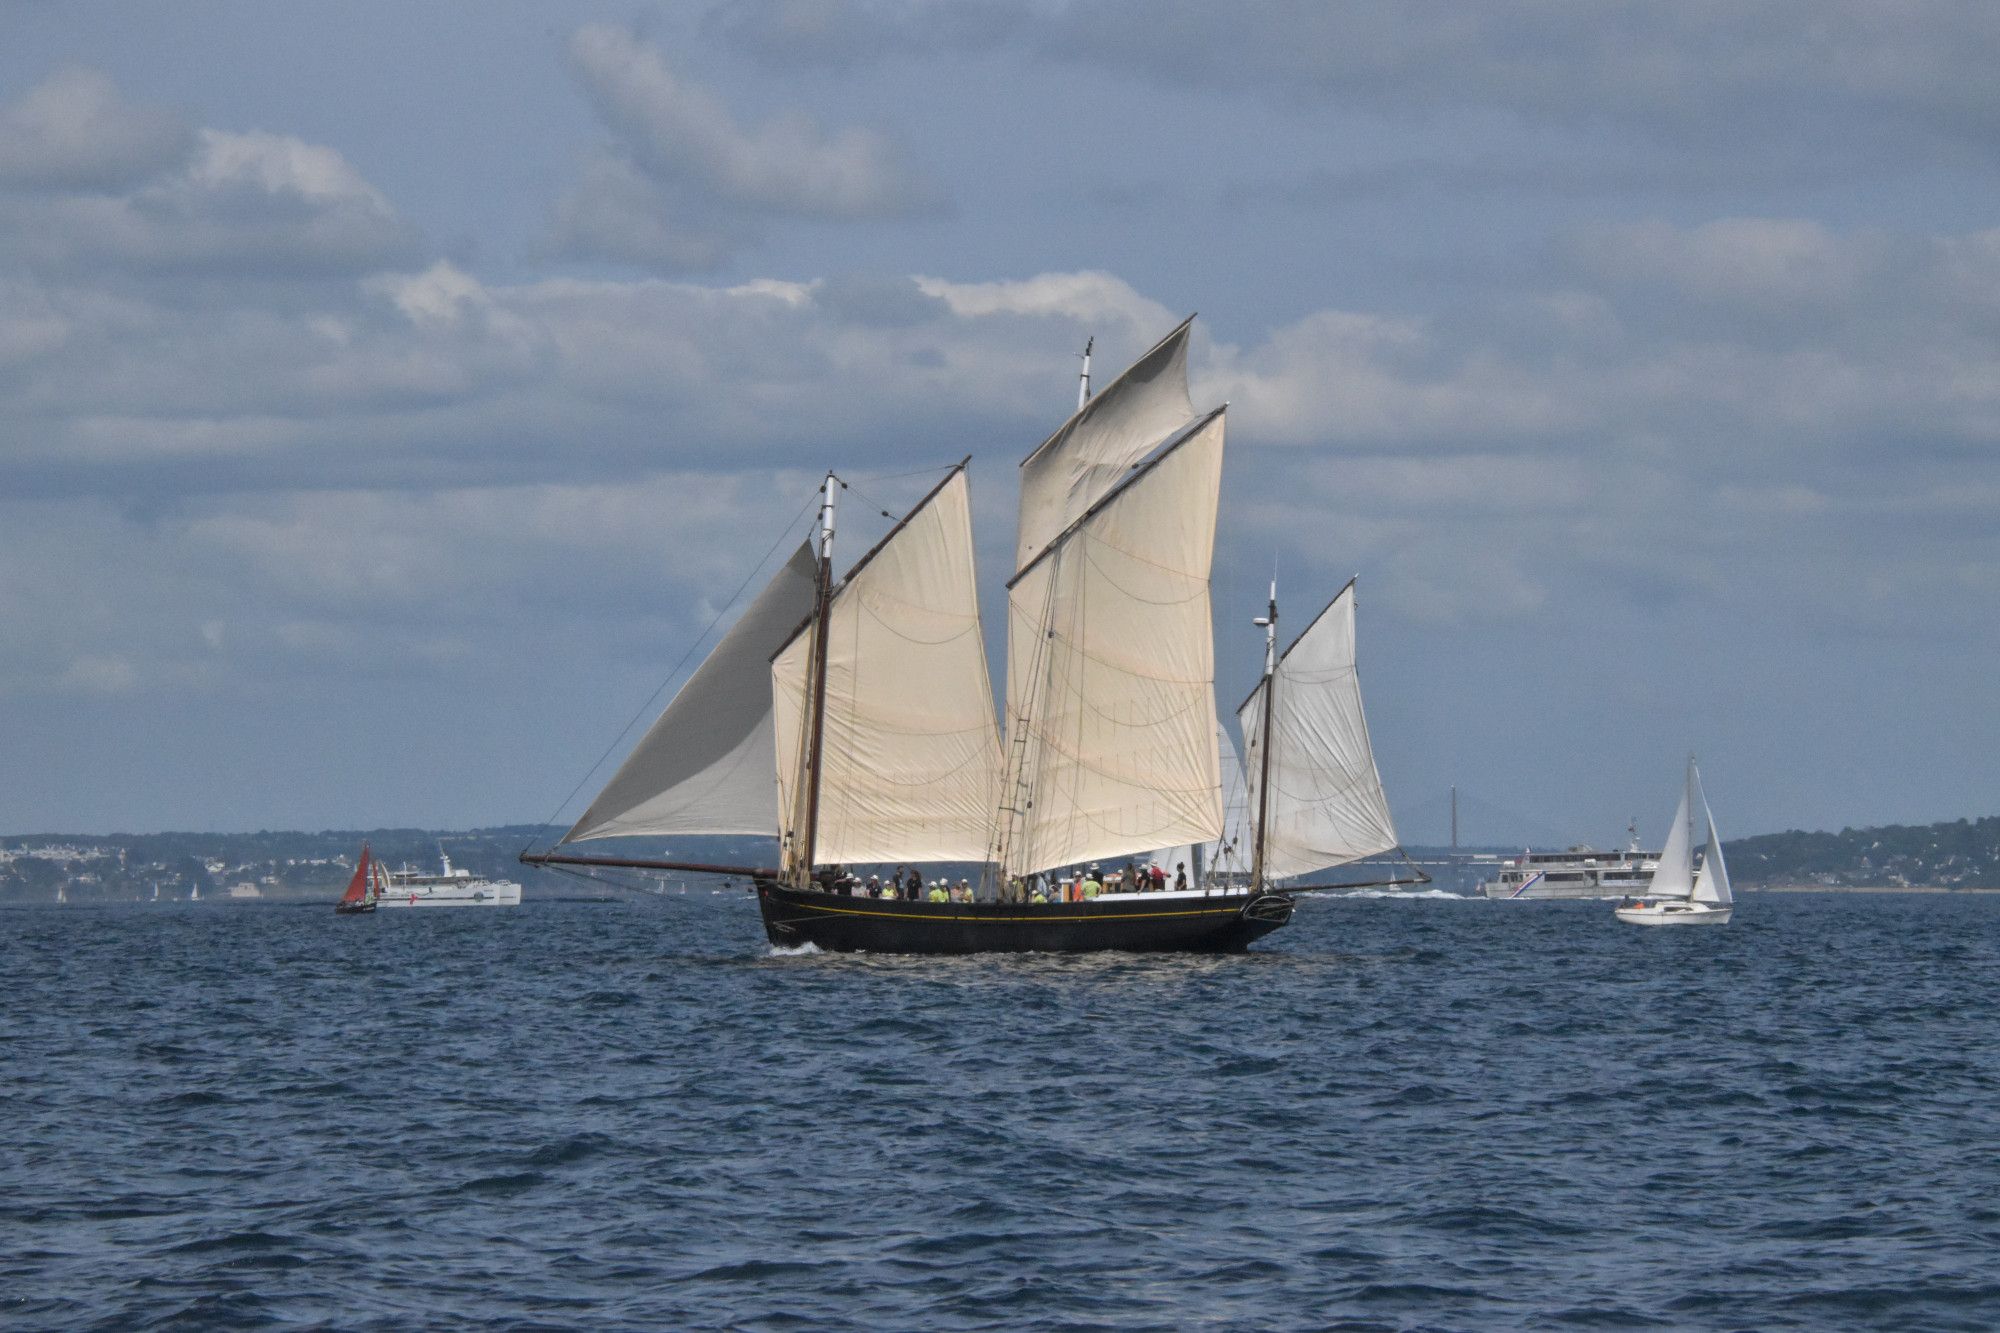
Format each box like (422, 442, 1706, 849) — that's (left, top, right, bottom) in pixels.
(1076, 337, 1093, 409)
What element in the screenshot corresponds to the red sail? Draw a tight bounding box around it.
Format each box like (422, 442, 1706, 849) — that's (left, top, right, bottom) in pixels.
(340, 845, 373, 905)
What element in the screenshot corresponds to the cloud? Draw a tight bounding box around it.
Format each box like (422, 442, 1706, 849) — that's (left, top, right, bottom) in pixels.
(0, 66, 193, 191)
(0, 72, 418, 278)
(709, 2, 2000, 175)
(550, 24, 939, 271)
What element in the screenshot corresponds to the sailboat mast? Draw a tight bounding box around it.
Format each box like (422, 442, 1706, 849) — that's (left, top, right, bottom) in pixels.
(796, 471, 840, 886)
(1076, 337, 1093, 409)
(1249, 579, 1279, 892)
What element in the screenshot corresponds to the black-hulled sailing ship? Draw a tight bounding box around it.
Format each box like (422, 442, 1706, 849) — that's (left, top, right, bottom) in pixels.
(523, 318, 1418, 952)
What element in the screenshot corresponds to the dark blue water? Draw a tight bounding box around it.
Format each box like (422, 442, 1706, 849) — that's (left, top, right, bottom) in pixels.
(5, 893, 1998, 1331)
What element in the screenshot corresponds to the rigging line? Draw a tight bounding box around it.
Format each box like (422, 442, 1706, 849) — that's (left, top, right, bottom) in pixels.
(521, 489, 821, 858)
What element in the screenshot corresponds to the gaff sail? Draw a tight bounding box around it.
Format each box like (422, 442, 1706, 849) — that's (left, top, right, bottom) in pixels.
(771, 467, 1005, 865)
(1238, 583, 1401, 882)
(998, 410, 1227, 878)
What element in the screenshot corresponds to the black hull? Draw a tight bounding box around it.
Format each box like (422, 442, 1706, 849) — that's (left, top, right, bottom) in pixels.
(334, 902, 376, 915)
(757, 881, 1294, 954)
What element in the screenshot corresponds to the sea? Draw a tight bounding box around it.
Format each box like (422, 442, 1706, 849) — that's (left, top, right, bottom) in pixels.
(5, 891, 1998, 1331)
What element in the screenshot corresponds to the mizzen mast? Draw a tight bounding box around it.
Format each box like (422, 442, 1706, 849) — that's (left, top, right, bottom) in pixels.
(1248, 578, 1279, 892)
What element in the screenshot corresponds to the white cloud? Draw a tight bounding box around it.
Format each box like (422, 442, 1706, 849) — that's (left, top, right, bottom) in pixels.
(0, 72, 417, 277)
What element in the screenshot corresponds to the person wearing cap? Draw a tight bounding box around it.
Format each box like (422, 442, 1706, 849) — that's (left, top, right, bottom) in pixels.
(927, 881, 948, 903)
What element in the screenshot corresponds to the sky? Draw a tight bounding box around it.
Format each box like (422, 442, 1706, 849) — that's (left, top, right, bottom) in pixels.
(2, 1, 1996, 846)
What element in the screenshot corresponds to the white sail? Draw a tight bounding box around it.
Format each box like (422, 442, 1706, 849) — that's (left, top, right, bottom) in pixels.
(1647, 768, 1697, 899)
(1000, 411, 1226, 878)
(1237, 583, 1400, 882)
(563, 543, 818, 843)
(1691, 778, 1733, 905)
(1014, 318, 1195, 572)
(771, 469, 1004, 865)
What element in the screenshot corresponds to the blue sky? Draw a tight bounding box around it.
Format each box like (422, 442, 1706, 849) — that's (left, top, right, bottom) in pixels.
(3, 1, 1996, 845)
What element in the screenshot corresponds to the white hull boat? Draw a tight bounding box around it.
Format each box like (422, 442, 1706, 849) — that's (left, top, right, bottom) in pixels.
(1616, 757, 1733, 928)
(378, 852, 523, 908)
(1614, 901, 1732, 926)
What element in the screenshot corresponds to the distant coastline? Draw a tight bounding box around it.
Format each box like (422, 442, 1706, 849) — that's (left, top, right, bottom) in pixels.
(1751, 884, 2000, 894)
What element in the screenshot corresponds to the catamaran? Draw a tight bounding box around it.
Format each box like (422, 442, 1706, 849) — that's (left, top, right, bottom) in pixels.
(523, 317, 1418, 951)
(1614, 758, 1733, 926)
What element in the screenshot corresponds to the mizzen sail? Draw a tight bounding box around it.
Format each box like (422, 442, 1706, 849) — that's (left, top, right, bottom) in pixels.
(1237, 582, 1400, 882)
(1014, 317, 1195, 572)
(771, 468, 1004, 865)
(998, 410, 1227, 878)
(563, 543, 818, 844)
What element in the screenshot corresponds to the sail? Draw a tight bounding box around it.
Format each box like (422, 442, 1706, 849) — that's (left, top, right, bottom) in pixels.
(1648, 776, 1696, 899)
(1000, 411, 1226, 878)
(771, 469, 1004, 864)
(1015, 318, 1195, 572)
(563, 543, 819, 843)
(1237, 583, 1400, 882)
(1692, 781, 1733, 905)
(339, 846, 373, 906)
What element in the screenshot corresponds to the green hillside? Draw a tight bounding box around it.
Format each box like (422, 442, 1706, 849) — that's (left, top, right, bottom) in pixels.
(1726, 816, 2000, 888)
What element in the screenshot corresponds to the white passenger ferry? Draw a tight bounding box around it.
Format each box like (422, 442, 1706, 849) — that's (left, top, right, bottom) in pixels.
(379, 852, 523, 908)
(1479, 828, 1658, 900)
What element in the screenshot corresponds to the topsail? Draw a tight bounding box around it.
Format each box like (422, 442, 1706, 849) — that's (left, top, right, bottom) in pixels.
(1014, 318, 1195, 573)
(1238, 582, 1400, 882)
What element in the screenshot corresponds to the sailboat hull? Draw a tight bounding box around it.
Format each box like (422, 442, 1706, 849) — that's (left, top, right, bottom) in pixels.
(334, 901, 377, 916)
(1614, 902, 1731, 926)
(757, 882, 1293, 954)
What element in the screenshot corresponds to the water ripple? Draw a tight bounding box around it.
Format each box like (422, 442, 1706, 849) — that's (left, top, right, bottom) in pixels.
(3, 893, 1998, 1328)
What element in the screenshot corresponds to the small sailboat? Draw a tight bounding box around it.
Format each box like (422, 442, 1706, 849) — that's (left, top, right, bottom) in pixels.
(1614, 758, 1733, 926)
(335, 844, 382, 916)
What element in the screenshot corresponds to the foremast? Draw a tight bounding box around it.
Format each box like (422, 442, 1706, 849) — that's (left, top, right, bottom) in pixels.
(784, 471, 840, 888)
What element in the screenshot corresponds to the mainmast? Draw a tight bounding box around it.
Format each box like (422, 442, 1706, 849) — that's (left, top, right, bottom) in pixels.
(792, 471, 840, 887)
(1249, 579, 1279, 891)
(1076, 337, 1094, 409)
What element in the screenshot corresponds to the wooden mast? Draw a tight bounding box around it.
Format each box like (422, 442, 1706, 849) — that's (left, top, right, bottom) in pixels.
(1249, 579, 1278, 893)
(795, 471, 839, 888)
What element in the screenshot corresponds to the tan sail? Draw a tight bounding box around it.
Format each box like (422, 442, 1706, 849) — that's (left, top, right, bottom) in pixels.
(1014, 317, 1195, 572)
(999, 410, 1227, 878)
(771, 469, 1004, 865)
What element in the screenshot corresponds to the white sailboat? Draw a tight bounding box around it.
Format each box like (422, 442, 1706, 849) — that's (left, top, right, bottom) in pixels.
(1614, 757, 1733, 926)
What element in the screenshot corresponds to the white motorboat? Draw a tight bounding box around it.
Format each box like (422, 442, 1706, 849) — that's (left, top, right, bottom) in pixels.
(1614, 757, 1732, 927)
(378, 851, 523, 908)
